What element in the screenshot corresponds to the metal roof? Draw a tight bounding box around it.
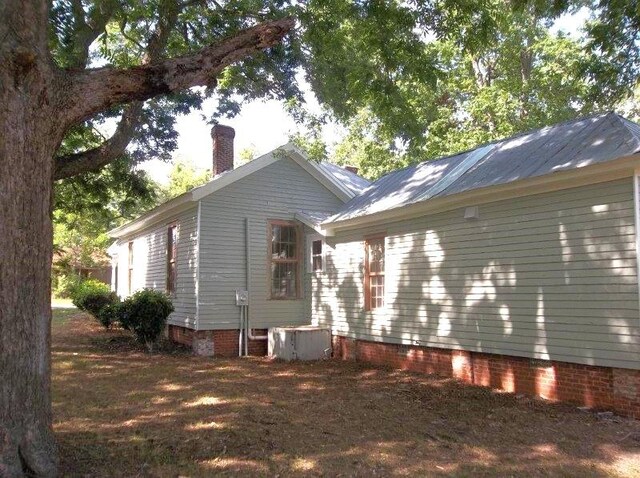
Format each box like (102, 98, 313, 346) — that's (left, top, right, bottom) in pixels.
(318, 161, 371, 195)
(329, 113, 640, 223)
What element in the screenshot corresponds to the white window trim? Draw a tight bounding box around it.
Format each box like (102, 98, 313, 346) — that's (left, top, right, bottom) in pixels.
(634, 171, 640, 322)
(307, 233, 325, 273)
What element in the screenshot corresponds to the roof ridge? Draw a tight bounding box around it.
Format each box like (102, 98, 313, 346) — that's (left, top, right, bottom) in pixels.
(615, 114, 640, 153)
(367, 112, 615, 186)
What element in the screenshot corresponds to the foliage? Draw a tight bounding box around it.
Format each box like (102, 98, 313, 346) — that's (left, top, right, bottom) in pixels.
(53, 158, 160, 291)
(159, 160, 210, 201)
(583, 0, 640, 105)
(328, 7, 603, 179)
(119, 289, 175, 351)
(237, 146, 258, 165)
(71, 279, 119, 327)
(52, 271, 83, 299)
(97, 302, 125, 330)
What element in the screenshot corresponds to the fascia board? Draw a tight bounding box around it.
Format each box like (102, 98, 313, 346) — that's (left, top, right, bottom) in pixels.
(325, 153, 640, 233)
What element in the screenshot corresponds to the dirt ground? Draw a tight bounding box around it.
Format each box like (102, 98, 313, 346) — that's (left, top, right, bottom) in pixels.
(52, 311, 640, 477)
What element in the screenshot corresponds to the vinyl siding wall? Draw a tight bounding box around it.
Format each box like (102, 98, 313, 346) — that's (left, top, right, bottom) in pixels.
(313, 178, 640, 370)
(198, 157, 343, 330)
(112, 206, 198, 328)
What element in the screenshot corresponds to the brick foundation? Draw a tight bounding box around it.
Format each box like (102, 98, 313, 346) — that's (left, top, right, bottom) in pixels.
(332, 336, 640, 419)
(168, 325, 268, 357)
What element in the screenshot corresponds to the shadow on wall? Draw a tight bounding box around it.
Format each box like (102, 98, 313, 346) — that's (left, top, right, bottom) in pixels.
(321, 179, 639, 410)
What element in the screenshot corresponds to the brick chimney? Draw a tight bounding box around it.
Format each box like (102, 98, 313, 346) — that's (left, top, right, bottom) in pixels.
(211, 124, 235, 176)
(344, 165, 359, 175)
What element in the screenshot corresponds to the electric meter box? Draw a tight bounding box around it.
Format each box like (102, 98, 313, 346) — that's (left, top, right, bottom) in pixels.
(235, 289, 249, 306)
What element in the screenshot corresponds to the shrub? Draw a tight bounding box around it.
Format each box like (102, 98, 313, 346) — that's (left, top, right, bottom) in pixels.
(122, 289, 174, 351)
(97, 301, 124, 329)
(71, 279, 118, 326)
(52, 272, 82, 299)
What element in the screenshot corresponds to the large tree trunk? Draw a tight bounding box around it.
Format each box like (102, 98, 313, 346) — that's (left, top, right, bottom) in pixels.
(0, 1, 62, 476)
(0, 117, 59, 477)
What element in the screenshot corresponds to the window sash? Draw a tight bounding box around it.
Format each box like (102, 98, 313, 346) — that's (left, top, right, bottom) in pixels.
(311, 239, 323, 272)
(128, 242, 134, 294)
(365, 237, 385, 310)
(166, 225, 177, 295)
(269, 221, 300, 299)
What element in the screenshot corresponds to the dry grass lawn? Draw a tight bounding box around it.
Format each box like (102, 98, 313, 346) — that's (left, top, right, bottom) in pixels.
(52, 310, 640, 477)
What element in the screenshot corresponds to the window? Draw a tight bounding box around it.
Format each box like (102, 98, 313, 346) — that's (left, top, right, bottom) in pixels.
(166, 225, 177, 295)
(269, 221, 300, 299)
(311, 239, 323, 272)
(128, 241, 134, 294)
(365, 237, 385, 310)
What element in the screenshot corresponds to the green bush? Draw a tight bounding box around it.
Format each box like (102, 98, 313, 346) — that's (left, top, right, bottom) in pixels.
(52, 272, 82, 299)
(71, 279, 118, 326)
(97, 301, 124, 329)
(121, 289, 174, 351)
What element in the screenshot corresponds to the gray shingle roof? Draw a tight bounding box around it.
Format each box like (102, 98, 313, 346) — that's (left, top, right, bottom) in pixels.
(329, 113, 640, 223)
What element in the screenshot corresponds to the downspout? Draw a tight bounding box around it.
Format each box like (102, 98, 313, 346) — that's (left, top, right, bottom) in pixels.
(245, 217, 267, 340)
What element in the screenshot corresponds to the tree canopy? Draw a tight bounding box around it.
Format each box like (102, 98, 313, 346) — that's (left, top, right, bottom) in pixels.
(50, 0, 639, 185)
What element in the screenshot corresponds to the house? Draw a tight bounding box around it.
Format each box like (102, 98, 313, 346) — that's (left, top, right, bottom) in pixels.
(111, 113, 640, 417)
(108, 125, 370, 356)
(314, 112, 640, 417)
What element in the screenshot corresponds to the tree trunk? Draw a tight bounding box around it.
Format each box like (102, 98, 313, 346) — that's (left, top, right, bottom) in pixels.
(0, 2, 61, 475)
(0, 87, 61, 478)
(0, 125, 60, 477)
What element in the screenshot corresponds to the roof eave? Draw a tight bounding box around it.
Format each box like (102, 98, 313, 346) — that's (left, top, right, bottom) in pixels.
(109, 143, 357, 239)
(108, 191, 196, 239)
(323, 153, 640, 235)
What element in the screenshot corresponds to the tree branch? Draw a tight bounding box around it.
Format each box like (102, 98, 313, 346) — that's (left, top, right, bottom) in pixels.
(54, 102, 144, 180)
(66, 0, 116, 68)
(64, 17, 295, 124)
(55, 0, 182, 179)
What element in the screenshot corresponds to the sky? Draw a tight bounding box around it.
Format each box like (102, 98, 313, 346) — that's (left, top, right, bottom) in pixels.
(139, 9, 591, 184)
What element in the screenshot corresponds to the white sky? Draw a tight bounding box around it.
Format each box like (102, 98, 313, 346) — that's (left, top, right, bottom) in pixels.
(139, 9, 591, 184)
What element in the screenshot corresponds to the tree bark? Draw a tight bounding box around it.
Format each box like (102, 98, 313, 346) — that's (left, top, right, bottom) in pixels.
(0, 1, 63, 475)
(65, 17, 294, 125)
(0, 1, 294, 475)
(54, 102, 144, 180)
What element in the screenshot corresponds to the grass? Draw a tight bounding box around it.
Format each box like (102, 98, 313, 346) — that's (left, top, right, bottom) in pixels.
(52, 314, 640, 477)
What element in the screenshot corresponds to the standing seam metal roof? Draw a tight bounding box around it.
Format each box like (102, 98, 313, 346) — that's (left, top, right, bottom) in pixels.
(329, 113, 640, 222)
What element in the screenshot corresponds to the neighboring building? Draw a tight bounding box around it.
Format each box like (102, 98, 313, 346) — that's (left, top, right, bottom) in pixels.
(111, 113, 640, 417)
(108, 124, 370, 356)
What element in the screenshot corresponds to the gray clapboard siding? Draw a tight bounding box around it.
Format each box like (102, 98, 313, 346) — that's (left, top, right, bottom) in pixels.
(313, 178, 640, 369)
(112, 206, 198, 328)
(198, 157, 343, 330)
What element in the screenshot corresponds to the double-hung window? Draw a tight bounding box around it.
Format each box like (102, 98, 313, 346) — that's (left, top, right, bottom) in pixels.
(166, 225, 177, 295)
(128, 241, 134, 294)
(269, 221, 300, 299)
(311, 239, 323, 272)
(365, 237, 385, 310)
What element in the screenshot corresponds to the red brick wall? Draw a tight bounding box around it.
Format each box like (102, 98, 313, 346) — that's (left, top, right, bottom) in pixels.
(168, 325, 267, 357)
(168, 325, 194, 346)
(213, 329, 268, 357)
(333, 336, 640, 419)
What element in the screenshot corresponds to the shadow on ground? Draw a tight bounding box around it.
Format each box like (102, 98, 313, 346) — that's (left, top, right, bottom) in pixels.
(52, 314, 640, 477)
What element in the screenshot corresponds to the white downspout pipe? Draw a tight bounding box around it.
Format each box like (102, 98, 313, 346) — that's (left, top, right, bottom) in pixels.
(238, 305, 244, 357)
(245, 218, 268, 341)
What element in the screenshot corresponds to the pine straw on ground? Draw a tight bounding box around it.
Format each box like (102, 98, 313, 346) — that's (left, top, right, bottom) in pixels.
(52, 311, 640, 477)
